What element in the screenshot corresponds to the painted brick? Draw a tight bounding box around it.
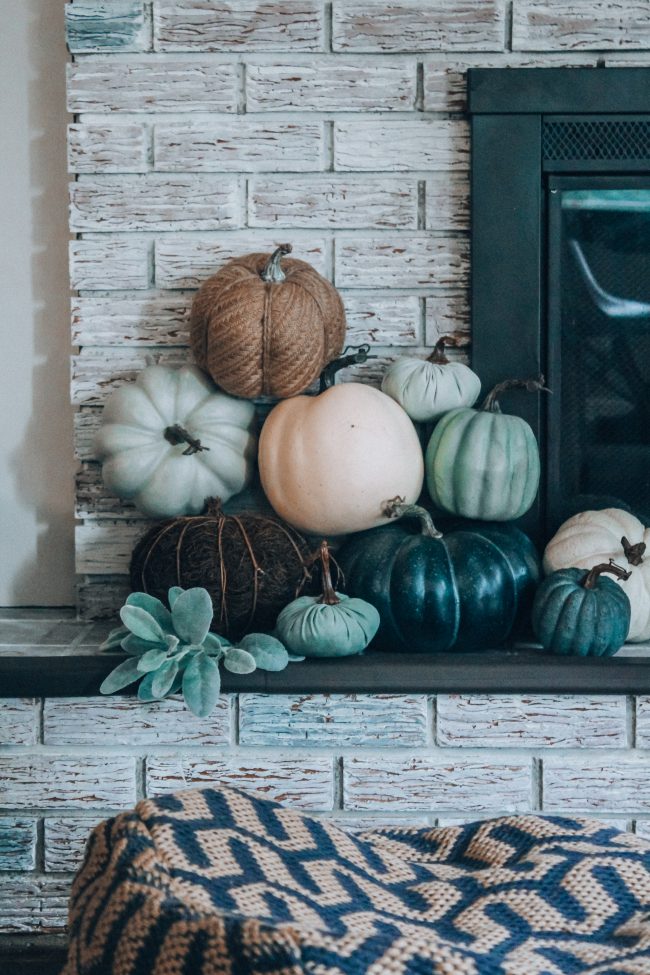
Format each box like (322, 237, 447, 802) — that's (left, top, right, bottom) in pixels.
(425, 291, 470, 345)
(75, 521, 143, 574)
(327, 813, 431, 833)
(513, 1, 650, 52)
(0, 756, 136, 809)
(70, 175, 241, 232)
(437, 695, 627, 748)
(66, 0, 150, 54)
(0, 619, 88, 646)
(633, 697, 650, 747)
(71, 348, 186, 406)
(44, 817, 101, 872)
(246, 58, 416, 112)
(146, 755, 334, 811)
(44, 696, 231, 747)
(543, 760, 650, 813)
(0, 699, 39, 747)
(634, 821, 650, 841)
(77, 576, 131, 621)
(0, 875, 71, 933)
(76, 463, 135, 519)
(154, 234, 327, 289)
(69, 238, 151, 291)
(344, 757, 531, 813)
(0, 818, 37, 871)
(72, 294, 190, 348)
(74, 408, 105, 461)
(425, 176, 469, 231)
(154, 121, 324, 173)
(335, 236, 469, 289)
(67, 56, 238, 113)
(335, 119, 469, 172)
(332, 1, 506, 53)
(68, 123, 149, 174)
(239, 694, 428, 747)
(154, 0, 324, 52)
(344, 294, 421, 346)
(249, 176, 418, 230)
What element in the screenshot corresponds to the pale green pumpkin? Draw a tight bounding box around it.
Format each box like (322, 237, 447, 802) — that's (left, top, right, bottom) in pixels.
(425, 377, 547, 521)
(381, 337, 481, 423)
(275, 542, 380, 657)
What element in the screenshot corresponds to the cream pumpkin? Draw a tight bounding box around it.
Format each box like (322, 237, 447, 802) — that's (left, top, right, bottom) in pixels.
(543, 508, 650, 642)
(258, 383, 424, 536)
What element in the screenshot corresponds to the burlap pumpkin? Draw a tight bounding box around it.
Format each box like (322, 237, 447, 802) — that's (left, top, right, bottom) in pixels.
(190, 244, 346, 399)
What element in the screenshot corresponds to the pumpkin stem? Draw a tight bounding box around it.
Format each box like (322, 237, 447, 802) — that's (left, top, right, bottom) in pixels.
(427, 335, 466, 364)
(621, 535, 646, 566)
(203, 497, 224, 517)
(163, 423, 210, 456)
(582, 558, 632, 590)
(315, 541, 341, 606)
(260, 243, 292, 283)
(318, 344, 377, 391)
(480, 375, 551, 413)
(383, 496, 443, 539)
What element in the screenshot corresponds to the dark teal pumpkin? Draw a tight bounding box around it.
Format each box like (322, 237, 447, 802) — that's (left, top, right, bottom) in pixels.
(337, 501, 541, 653)
(532, 562, 631, 656)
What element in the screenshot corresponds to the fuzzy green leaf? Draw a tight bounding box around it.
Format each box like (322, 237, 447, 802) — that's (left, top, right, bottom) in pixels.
(121, 633, 161, 656)
(203, 632, 231, 655)
(99, 625, 130, 652)
(239, 633, 289, 672)
(171, 588, 214, 645)
(137, 648, 169, 673)
(151, 658, 180, 699)
(223, 647, 257, 675)
(168, 586, 184, 609)
(120, 605, 166, 643)
(182, 652, 221, 717)
(126, 592, 173, 632)
(137, 672, 157, 702)
(100, 657, 142, 695)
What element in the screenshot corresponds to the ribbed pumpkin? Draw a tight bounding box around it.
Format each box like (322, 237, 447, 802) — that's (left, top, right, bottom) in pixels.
(543, 508, 650, 641)
(532, 561, 632, 656)
(337, 499, 541, 653)
(190, 243, 346, 399)
(425, 377, 548, 521)
(381, 337, 481, 423)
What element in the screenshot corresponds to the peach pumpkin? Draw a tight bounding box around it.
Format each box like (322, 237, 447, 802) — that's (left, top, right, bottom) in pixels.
(258, 382, 424, 536)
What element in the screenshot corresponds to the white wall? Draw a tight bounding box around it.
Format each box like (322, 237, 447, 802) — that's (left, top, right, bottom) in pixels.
(0, 0, 75, 606)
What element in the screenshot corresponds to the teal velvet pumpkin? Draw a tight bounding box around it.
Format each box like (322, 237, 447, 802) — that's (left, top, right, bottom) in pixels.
(532, 562, 632, 656)
(425, 377, 547, 521)
(275, 542, 380, 657)
(337, 501, 541, 653)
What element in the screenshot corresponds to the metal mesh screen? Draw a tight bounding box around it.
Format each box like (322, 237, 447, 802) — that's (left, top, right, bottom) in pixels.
(544, 119, 650, 162)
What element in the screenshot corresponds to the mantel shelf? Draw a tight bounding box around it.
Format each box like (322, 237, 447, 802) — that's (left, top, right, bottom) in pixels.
(1, 613, 650, 696)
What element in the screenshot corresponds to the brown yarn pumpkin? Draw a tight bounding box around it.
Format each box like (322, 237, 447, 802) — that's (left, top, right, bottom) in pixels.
(129, 499, 315, 641)
(190, 244, 346, 399)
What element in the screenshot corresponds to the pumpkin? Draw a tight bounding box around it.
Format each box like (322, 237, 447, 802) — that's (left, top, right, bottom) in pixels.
(275, 541, 380, 657)
(532, 561, 631, 656)
(258, 350, 424, 536)
(425, 376, 548, 521)
(381, 336, 481, 422)
(95, 364, 256, 518)
(190, 243, 346, 399)
(543, 508, 650, 641)
(337, 498, 541, 653)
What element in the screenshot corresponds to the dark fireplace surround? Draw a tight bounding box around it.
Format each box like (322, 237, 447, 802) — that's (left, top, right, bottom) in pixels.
(469, 67, 650, 545)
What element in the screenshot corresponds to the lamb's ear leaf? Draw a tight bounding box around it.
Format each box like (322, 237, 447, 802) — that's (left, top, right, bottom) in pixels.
(120, 605, 166, 643)
(168, 586, 184, 609)
(137, 672, 157, 702)
(288, 654, 306, 663)
(100, 625, 130, 651)
(121, 634, 159, 656)
(223, 647, 257, 675)
(126, 593, 173, 632)
(203, 632, 231, 654)
(182, 652, 220, 717)
(137, 648, 169, 673)
(150, 658, 180, 699)
(171, 588, 213, 645)
(239, 634, 289, 672)
(100, 657, 142, 695)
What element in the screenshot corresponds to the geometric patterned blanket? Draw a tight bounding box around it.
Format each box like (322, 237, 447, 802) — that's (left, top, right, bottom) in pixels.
(63, 786, 650, 975)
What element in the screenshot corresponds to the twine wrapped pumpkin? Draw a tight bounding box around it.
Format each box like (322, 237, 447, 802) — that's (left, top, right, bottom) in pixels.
(190, 244, 346, 399)
(129, 499, 315, 641)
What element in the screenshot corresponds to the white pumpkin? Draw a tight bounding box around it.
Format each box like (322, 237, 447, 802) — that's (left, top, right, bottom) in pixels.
(95, 364, 257, 517)
(258, 382, 424, 536)
(381, 338, 481, 423)
(544, 508, 650, 642)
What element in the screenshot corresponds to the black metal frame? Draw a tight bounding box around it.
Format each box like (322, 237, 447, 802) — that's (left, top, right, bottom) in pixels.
(469, 67, 650, 543)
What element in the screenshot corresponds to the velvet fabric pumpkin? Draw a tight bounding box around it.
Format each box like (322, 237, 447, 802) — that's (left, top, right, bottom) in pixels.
(532, 562, 632, 656)
(95, 364, 256, 518)
(190, 244, 346, 399)
(425, 377, 547, 522)
(381, 337, 481, 422)
(543, 508, 650, 641)
(337, 500, 541, 653)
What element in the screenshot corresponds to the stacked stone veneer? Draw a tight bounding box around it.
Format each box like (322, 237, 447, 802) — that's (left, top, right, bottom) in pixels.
(4, 677, 650, 933)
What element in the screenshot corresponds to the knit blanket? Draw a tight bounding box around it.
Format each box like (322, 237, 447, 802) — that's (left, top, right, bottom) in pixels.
(64, 786, 650, 975)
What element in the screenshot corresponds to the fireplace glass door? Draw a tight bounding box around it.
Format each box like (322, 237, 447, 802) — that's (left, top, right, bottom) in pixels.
(547, 177, 650, 531)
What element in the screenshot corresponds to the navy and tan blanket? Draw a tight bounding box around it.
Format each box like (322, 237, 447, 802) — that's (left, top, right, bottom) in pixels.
(64, 786, 650, 975)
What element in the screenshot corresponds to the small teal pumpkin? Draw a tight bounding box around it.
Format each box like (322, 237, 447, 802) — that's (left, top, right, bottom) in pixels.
(532, 561, 632, 656)
(275, 542, 380, 657)
(426, 376, 548, 521)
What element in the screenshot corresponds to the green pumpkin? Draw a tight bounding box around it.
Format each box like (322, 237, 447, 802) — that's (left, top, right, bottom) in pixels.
(426, 377, 547, 521)
(337, 500, 541, 653)
(275, 542, 380, 657)
(532, 562, 632, 656)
